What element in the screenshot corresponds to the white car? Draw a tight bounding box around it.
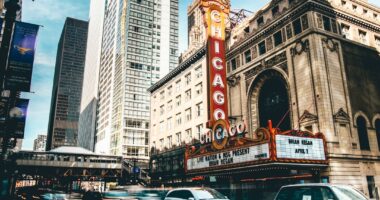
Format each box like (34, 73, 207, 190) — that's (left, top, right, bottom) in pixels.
(275, 183, 369, 200)
(164, 188, 229, 200)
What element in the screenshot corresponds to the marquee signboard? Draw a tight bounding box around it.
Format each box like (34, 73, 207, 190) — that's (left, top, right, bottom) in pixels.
(187, 143, 269, 171)
(201, 0, 230, 126)
(185, 122, 328, 173)
(276, 135, 325, 160)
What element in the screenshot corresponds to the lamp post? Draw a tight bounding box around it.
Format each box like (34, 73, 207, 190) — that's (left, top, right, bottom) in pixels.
(0, 0, 21, 199)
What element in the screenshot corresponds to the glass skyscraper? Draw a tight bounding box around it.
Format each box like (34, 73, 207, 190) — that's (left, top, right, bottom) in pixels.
(46, 18, 88, 150)
(94, 0, 178, 160)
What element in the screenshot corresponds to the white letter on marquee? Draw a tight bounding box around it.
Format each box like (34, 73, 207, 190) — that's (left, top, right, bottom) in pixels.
(212, 74, 225, 88)
(211, 25, 222, 39)
(213, 91, 225, 105)
(214, 40, 220, 54)
(212, 57, 223, 70)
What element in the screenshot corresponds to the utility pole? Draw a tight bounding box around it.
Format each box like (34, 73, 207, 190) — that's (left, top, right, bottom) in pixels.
(0, 0, 21, 199)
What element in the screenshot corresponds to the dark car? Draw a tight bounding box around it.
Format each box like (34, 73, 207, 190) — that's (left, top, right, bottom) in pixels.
(134, 189, 168, 200)
(82, 190, 102, 200)
(275, 183, 369, 200)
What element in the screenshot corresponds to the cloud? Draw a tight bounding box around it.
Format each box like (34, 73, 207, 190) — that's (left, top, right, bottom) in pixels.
(22, 0, 89, 23)
(34, 51, 56, 67)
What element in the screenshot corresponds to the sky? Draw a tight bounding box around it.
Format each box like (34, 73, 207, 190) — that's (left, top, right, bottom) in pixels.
(20, 0, 380, 150)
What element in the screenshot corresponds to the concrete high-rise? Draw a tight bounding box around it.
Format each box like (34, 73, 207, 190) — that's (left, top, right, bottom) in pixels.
(78, 0, 106, 152)
(33, 134, 46, 151)
(46, 18, 88, 150)
(93, 0, 178, 160)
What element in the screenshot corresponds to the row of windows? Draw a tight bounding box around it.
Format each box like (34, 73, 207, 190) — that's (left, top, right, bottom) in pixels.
(230, 15, 308, 71)
(341, 0, 379, 20)
(153, 123, 204, 150)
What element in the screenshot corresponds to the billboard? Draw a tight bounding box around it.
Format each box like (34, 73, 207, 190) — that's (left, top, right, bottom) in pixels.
(276, 135, 326, 160)
(201, 0, 230, 126)
(0, 98, 29, 138)
(5, 21, 39, 92)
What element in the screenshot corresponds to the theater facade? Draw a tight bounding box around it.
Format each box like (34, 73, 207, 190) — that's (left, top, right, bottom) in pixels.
(149, 0, 380, 199)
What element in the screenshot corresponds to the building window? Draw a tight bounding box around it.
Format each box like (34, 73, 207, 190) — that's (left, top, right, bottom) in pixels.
(167, 86, 172, 96)
(196, 102, 203, 117)
(352, 5, 357, 12)
(175, 80, 181, 92)
(359, 30, 367, 44)
(357, 116, 370, 150)
(367, 176, 375, 199)
(274, 30, 283, 46)
(185, 89, 191, 101)
(375, 119, 380, 151)
(185, 73, 191, 85)
(167, 136, 172, 148)
(185, 108, 192, 121)
(272, 6, 279, 17)
(257, 16, 264, 27)
(375, 36, 380, 47)
(230, 58, 237, 71)
(293, 18, 302, 35)
(363, 9, 368, 15)
(195, 65, 202, 78)
(167, 117, 172, 130)
(331, 19, 338, 33)
(301, 15, 309, 30)
(196, 124, 203, 140)
(160, 105, 164, 115)
(160, 91, 165, 100)
(160, 121, 165, 133)
(341, 0, 346, 6)
(160, 138, 164, 149)
(175, 95, 181, 107)
(176, 113, 182, 126)
(176, 132, 181, 146)
(195, 83, 202, 96)
(341, 24, 350, 39)
(244, 50, 251, 64)
(186, 128, 192, 143)
(258, 41, 266, 55)
(167, 100, 173, 111)
(374, 13, 378, 19)
(322, 16, 331, 32)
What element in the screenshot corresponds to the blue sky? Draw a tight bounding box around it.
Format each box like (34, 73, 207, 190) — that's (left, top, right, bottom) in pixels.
(20, 0, 380, 150)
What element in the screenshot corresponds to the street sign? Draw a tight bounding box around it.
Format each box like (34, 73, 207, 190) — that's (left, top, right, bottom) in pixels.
(133, 166, 140, 174)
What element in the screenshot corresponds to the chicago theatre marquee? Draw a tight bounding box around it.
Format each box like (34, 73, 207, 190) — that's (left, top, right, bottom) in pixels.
(149, 0, 380, 199)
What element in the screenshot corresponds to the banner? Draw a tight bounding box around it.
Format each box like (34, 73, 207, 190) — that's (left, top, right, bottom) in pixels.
(0, 98, 29, 138)
(5, 21, 39, 92)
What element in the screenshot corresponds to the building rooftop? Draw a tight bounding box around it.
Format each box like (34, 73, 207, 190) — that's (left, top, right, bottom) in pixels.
(48, 146, 95, 155)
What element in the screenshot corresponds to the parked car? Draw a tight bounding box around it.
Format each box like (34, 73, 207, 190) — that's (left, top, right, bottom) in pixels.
(133, 189, 168, 200)
(275, 183, 369, 200)
(164, 187, 229, 200)
(82, 190, 102, 200)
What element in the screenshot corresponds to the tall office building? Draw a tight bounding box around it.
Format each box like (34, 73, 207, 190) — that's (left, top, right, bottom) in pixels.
(78, 0, 106, 152)
(46, 18, 88, 150)
(33, 134, 47, 151)
(94, 0, 178, 159)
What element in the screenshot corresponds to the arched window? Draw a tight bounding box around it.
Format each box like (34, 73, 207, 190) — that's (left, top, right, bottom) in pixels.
(375, 119, 380, 151)
(357, 116, 370, 150)
(258, 76, 291, 130)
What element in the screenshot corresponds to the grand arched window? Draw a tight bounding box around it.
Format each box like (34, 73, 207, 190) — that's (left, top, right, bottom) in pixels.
(357, 116, 370, 150)
(375, 119, 380, 151)
(258, 76, 291, 130)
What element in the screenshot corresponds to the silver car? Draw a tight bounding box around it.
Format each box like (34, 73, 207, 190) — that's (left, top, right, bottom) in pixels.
(164, 188, 229, 200)
(275, 183, 369, 200)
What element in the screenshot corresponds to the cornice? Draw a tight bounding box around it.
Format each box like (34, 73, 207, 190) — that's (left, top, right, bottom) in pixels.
(148, 46, 206, 93)
(227, 0, 380, 60)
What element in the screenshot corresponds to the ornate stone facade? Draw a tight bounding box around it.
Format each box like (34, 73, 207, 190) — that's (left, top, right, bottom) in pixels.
(227, 0, 380, 198)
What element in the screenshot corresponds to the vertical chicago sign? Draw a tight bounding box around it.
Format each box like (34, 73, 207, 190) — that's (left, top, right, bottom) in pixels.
(201, 0, 230, 127)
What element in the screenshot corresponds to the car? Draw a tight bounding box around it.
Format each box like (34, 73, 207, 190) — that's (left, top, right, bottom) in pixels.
(164, 187, 229, 200)
(133, 189, 168, 200)
(82, 190, 102, 200)
(274, 183, 369, 200)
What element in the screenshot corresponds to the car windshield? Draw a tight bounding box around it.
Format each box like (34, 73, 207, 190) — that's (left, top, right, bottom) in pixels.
(331, 186, 368, 200)
(193, 188, 228, 199)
